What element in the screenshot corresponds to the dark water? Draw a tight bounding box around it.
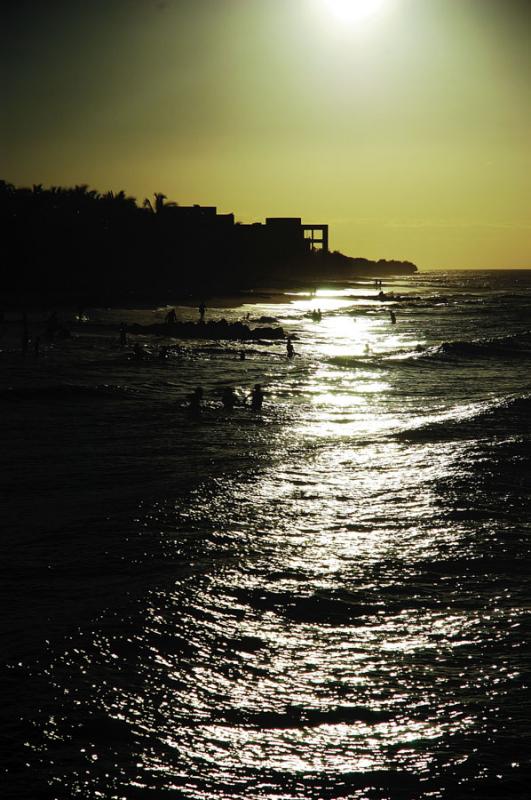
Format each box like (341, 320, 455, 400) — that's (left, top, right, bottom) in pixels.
(1, 270, 530, 799)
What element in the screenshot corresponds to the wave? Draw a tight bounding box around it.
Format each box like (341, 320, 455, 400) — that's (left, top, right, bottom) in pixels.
(212, 704, 392, 729)
(328, 355, 376, 369)
(328, 331, 531, 371)
(398, 294, 486, 309)
(382, 330, 531, 365)
(231, 586, 381, 624)
(418, 330, 531, 362)
(396, 393, 531, 442)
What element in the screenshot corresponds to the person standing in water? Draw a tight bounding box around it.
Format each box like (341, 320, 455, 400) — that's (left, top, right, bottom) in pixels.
(198, 301, 206, 322)
(22, 311, 29, 355)
(165, 308, 177, 324)
(188, 386, 204, 417)
(286, 337, 295, 359)
(221, 387, 237, 410)
(389, 310, 397, 324)
(250, 384, 264, 411)
(133, 342, 144, 360)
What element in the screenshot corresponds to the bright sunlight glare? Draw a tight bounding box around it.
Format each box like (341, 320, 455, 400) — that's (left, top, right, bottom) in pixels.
(322, 0, 390, 24)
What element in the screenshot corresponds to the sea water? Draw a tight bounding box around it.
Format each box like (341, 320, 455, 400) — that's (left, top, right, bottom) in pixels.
(1, 270, 530, 799)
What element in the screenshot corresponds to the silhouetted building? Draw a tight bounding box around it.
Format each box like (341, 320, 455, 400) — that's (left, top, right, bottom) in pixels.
(162, 208, 328, 258)
(162, 207, 329, 269)
(163, 204, 235, 231)
(265, 218, 328, 257)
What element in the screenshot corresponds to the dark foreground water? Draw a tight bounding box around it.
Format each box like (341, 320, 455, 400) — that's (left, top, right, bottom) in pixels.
(1, 270, 530, 799)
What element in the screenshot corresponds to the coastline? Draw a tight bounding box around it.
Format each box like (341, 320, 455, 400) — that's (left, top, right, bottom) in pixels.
(1, 274, 413, 313)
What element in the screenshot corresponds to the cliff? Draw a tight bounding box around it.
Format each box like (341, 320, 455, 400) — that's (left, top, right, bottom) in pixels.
(323, 251, 417, 277)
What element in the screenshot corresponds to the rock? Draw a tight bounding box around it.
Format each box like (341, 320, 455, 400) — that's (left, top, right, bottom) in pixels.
(127, 321, 285, 341)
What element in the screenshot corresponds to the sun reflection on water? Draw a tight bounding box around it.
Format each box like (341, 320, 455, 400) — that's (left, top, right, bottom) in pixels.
(15, 275, 531, 798)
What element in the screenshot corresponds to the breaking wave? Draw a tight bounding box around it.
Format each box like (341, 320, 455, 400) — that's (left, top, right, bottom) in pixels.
(428, 330, 531, 360)
(395, 393, 531, 442)
(328, 331, 531, 370)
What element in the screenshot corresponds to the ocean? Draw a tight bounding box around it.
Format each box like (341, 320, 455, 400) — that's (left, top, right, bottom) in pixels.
(1, 269, 530, 799)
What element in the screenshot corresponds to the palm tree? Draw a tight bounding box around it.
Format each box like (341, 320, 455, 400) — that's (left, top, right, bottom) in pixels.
(0, 180, 15, 197)
(103, 189, 136, 208)
(143, 192, 177, 214)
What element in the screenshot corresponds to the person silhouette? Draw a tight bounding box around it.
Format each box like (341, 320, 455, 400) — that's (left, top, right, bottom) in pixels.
(221, 386, 237, 410)
(188, 386, 203, 417)
(198, 301, 206, 322)
(250, 383, 264, 411)
(287, 337, 295, 359)
(165, 308, 177, 324)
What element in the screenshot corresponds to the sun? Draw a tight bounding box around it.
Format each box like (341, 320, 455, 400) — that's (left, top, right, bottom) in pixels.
(322, 0, 389, 24)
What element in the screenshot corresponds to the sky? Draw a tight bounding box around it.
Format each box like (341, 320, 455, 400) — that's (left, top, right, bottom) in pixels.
(1, 0, 530, 269)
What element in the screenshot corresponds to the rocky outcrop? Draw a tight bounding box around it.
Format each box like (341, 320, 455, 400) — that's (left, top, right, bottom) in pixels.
(324, 252, 418, 276)
(128, 320, 285, 340)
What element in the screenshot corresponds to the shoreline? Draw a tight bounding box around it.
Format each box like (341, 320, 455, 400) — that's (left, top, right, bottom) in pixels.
(1, 275, 415, 313)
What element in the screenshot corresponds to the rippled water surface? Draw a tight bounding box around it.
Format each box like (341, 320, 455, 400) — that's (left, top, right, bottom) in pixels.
(1, 270, 530, 799)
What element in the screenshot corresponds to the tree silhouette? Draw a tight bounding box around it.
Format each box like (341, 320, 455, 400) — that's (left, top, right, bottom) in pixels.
(143, 192, 177, 215)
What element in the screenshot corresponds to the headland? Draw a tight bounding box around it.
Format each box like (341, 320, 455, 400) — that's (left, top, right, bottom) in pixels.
(1, 180, 417, 310)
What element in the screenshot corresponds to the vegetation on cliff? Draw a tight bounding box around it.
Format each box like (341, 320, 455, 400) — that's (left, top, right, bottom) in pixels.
(1, 180, 417, 305)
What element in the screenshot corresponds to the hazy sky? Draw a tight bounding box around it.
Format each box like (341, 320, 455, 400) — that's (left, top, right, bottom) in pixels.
(2, 0, 530, 268)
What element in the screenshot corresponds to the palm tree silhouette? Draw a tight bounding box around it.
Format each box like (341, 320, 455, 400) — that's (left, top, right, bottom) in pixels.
(143, 192, 177, 214)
